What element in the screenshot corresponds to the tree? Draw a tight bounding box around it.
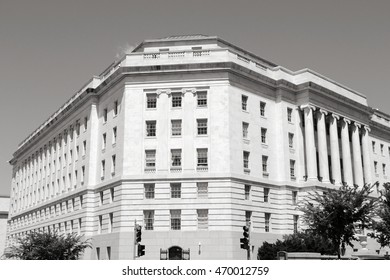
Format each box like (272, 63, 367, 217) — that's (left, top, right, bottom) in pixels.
(368, 182, 390, 248)
(257, 231, 336, 260)
(298, 184, 378, 259)
(3, 230, 91, 260)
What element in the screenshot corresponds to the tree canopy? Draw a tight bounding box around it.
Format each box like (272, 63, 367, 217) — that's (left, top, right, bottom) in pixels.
(3, 230, 91, 260)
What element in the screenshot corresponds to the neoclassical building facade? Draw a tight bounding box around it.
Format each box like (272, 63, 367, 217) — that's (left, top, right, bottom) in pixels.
(6, 35, 390, 259)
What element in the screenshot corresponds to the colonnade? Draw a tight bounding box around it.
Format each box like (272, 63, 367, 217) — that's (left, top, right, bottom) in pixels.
(301, 104, 372, 186)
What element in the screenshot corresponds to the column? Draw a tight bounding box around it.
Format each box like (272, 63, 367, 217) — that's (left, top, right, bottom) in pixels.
(361, 126, 373, 185)
(341, 118, 353, 185)
(156, 89, 170, 172)
(302, 105, 317, 180)
(351, 122, 364, 186)
(316, 109, 330, 183)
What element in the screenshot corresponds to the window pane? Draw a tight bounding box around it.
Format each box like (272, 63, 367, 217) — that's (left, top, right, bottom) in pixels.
(197, 91, 207, 107)
(171, 183, 181, 198)
(147, 94, 157, 108)
(144, 184, 155, 199)
(171, 149, 182, 167)
(197, 119, 208, 135)
(171, 120, 182, 136)
(197, 149, 208, 167)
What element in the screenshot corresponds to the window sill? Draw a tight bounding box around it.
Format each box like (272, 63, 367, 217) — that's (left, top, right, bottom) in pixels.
(144, 168, 156, 173)
(244, 168, 250, 174)
(145, 136, 157, 139)
(171, 135, 182, 138)
(261, 143, 268, 149)
(243, 139, 250, 144)
(170, 167, 182, 173)
(171, 107, 182, 110)
(197, 134, 208, 137)
(146, 107, 157, 110)
(263, 172, 269, 178)
(260, 116, 267, 120)
(197, 166, 208, 172)
(197, 105, 207, 109)
(291, 176, 297, 181)
(289, 148, 295, 153)
(288, 121, 294, 125)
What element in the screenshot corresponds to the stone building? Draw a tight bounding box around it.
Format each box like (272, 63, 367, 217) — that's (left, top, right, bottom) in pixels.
(6, 35, 390, 259)
(0, 196, 10, 257)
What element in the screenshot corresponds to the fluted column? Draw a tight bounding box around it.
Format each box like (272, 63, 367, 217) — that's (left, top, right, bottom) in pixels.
(341, 118, 353, 185)
(361, 126, 373, 185)
(302, 105, 318, 180)
(316, 109, 329, 183)
(351, 122, 364, 186)
(329, 114, 342, 185)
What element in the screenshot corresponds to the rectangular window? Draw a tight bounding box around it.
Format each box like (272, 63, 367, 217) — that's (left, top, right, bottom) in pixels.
(242, 95, 248, 111)
(171, 120, 182, 136)
(260, 101, 266, 117)
(372, 141, 376, 153)
(146, 121, 156, 137)
(145, 150, 156, 168)
(197, 209, 208, 230)
(265, 213, 271, 232)
(102, 133, 107, 150)
(292, 191, 298, 205)
(290, 160, 296, 178)
(170, 210, 181, 230)
(383, 164, 386, 176)
(111, 155, 116, 175)
(112, 127, 117, 145)
(381, 144, 384, 155)
(147, 94, 157, 109)
(103, 108, 108, 123)
(197, 91, 207, 107)
(101, 160, 105, 179)
(113, 100, 118, 116)
(242, 122, 249, 139)
(96, 247, 100, 260)
(110, 188, 115, 202)
(171, 183, 181, 198)
(171, 149, 182, 167)
(99, 191, 104, 206)
(288, 133, 294, 148)
(287, 108, 293, 122)
(245, 184, 251, 200)
(243, 151, 250, 169)
(262, 155, 268, 173)
(172, 93, 182, 108)
(144, 184, 155, 199)
(144, 210, 154, 230)
(264, 188, 270, 203)
(109, 213, 113, 233)
(261, 128, 267, 144)
(197, 148, 208, 167)
(197, 182, 208, 198)
(374, 161, 378, 174)
(245, 211, 252, 224)
(107, 247, 111, 260)
(197, 119, 208, 135)
(98, 215, 102, 234)
(293, 215, 299, 233)
(76, 146, 79, 161)
(81, 166, 85, 183)
(84, 117, 88, 131)
(83, 141, 86, 156)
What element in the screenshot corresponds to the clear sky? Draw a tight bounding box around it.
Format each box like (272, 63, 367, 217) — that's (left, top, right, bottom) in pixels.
(0, 0, 389, 196)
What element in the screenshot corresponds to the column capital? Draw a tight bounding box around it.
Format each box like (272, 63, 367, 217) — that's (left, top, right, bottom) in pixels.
(156, 88, 171, 97)
(316, 109, 328, 118)
(330, 113, 340, 120)
(341, 117, 351, 125)
(363, 125, 371, 132)
(352, 122, 362, 129)
(300, 104, 316, 112)
(181, 87, 197, 95)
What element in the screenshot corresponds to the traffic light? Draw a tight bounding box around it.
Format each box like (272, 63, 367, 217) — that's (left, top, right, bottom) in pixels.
(137, 244, 145, 257)
(135, 225, 142, 244)
(240, 225, 249, 250)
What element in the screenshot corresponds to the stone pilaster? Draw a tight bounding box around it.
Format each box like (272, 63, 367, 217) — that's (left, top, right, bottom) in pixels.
(341, 118, 353, 185)
(302, 105, 318, 181)
(316, 109, 329, 183)
(351, 122, 364, 186)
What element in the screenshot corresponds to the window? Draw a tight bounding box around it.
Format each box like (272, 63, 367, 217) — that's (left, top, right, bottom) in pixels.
(109, 213, 113, 233)
(112, 127, 117, 145)
(144, 210, 154, 230)
(144, 184, 155, 199)
(98, 215, 102, 234)
(110, 188, 115, 202)
(243, 151, 250, 169)
(245, 185, 251, 200)
(261, 128, 267, 144)
(264, 188, 270, 203)
(171, 149, 182, 168)
(388, 147, 390, 158)
(83, 141, 86, 156)
(290, 160, 296, 178)
(76, 146, 79, 161)
(172, 93, 182, 108)
(145, 150, 156, 169)
(107, 247, 111, 260)
(293, 215, 299, 233)
(170, 210, 181, 230)
(84, 117, 88, 131)
(265, 213, 271, 232)
(292, 191, 298, 205)
(381, 144, 384, 155)
(287, 108, 293, 122)
(147, 94, 157, 109)
(197, 182, 208, 198)
(102, 133, 107, 150)
(146, 121, 156, 137)
(197, 119, 208, 135)
(111, 155, 116, 175)
(81, 166, 85, 183)
(113, 100, 118, 116)
(103, 108, 108, 123)
(96, 248, 100, 260)
(242, 122, 249, 139)
(101, 160, 105, 179)
(197, 149, 208, 168)
(262, 155, 268, 173)
(374, 161, 378, 174)
(76, 122, 80, 137)
(171, 183, 181, 198)
(383, 164, 386, 176)
(372, 141, 376, 153)
(197, 91, 207, 107)
(260, 101, 266, 117)
(171, 120, 182, 136)
(241, 95, 248, 111)
(197, 209, 208, 230)
(288, 133, 294, 148)
(245, 211, 252, 224)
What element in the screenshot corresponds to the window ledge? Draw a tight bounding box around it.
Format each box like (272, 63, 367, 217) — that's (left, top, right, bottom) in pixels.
(243, 139, 250, 144)
(260, 116, 267, 120)
(197, 134, 208, 137)
(289, 148, 295, 153)
(171, 135, 182, 138)
(197, 166, 208, 172)
(263, 172, 269, 178)
(144, 168, 156, 173)
(197, 105, 207, 109)
(146, 107, 157, 111)
(170, 167, 182, 173)
(244, 168, 250, 174)
(291, 176, 297, 181)
(261, 143, 268, 149)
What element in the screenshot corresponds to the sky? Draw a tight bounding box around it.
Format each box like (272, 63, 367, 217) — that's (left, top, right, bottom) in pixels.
(0, 0, 389, 197)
